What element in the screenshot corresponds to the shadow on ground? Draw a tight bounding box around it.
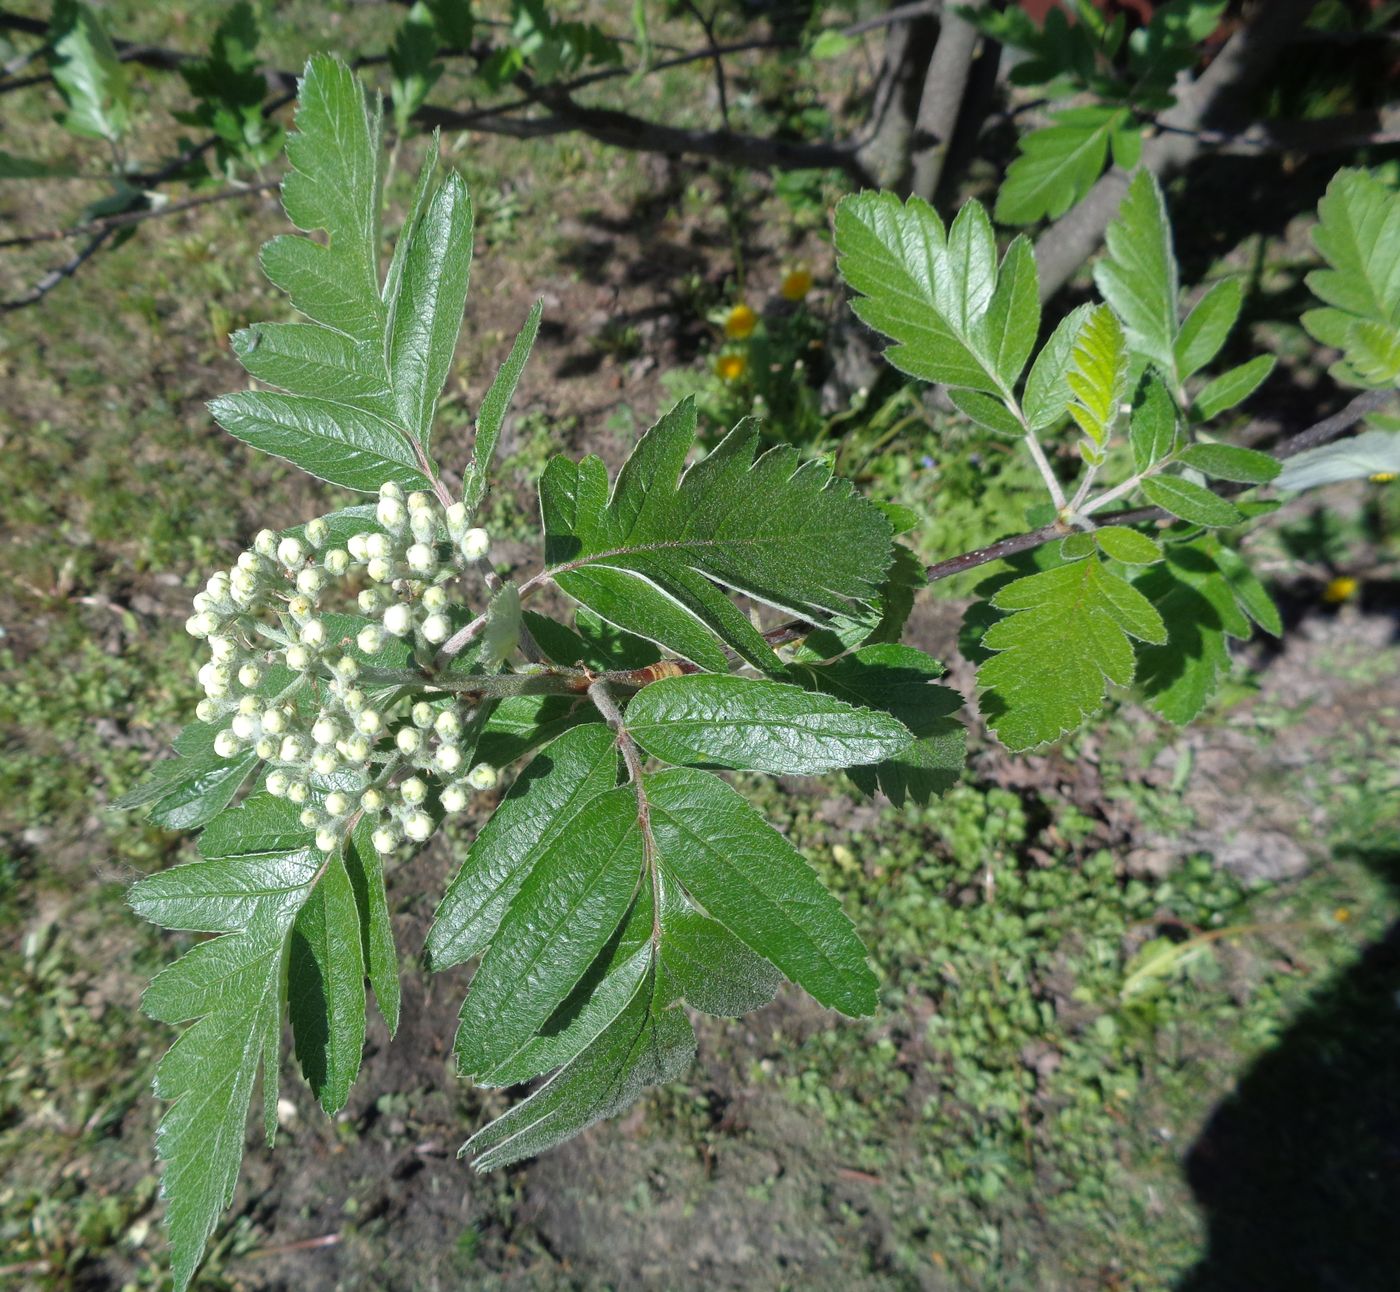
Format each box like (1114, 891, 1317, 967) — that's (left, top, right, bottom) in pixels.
(1180, 844, 1400, 1292)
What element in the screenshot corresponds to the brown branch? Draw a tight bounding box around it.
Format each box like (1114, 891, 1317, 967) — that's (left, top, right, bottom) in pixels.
(1033, 0, 1319, 303)
(1151, 105, 1400, 157)
(1, 227, 114, 311)
(908, 0, 985, 203)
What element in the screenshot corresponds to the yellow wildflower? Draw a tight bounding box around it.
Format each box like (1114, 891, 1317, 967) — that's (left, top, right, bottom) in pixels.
(1322, 575, 1358, 603)
(1334, 907, 1352, 923)
(780, 266, 813, 301)
(723, 303, 757, 340)
(1370, 472, 1397, 484)
(715, 352, 748, 382)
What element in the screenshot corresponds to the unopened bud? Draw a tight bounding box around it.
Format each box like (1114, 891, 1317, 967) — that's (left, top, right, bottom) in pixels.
(305, 517, 330, 549)
(441, 783, 468, 813)
(460, 528, 490, 561)
(324, 548, 351, 577)
(403, 810, 433, 842)
(383, 604, 413, 637)
(214, 730, 241, 758)
(400, 776, 427, 805)
(324, 791, 350, 817)
(357, 624, 385, 654)
(285, 644, 313, 672)
(367, 557, 395, 584)
(253, 529, 278, 558)
(266, 769, 291, 797)
(277, 537, 306, 568)
(467, 763, 498, 791)
(396, 728, 423, 755)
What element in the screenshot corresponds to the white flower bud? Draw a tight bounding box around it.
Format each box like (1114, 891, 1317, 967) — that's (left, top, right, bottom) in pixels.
(299, 807, 321, 829)
(434, 709, 462, 739)
(357, 624, 385, 655)
(255, 737, 278, 760)
(379, 481, 405, 502)
(312, 716, 339, 746)
(285, 644, 313, 672)
(367, 557, 395, 584)
(231, 568, 259, 603)
(406, 543, 436, 574)
(411, 701, 435, 728)
(382, 604, 413, 637)
(396, 728, 423, 755)
(421, 612, 451, 644)
(347, 532, 371, 562)
(208, 635, 238, 661)
(237, 551, 263, 574)
(372, 825, 399, 854)
(238, 662, 263, 689)
(341, 688, 366, 714)
(279, 735, 306, 762)
(410, 510, 437, 543)
(231, 713, 260, 741)
(296, 567, 326, 597)
(421, 585, 448, 611)
(441, 783, 468, 813)
(358, 587, 388, 615)
(266, 770, 291, 797)
(332, 655, 360, 682)
(324, 791, 350, 817)
(287, 595, 313, 622)
(278, 537, 306, 568)
(196, 699, 219, 722)
(404, 810, 433, 842)
(200, 665, 231, 699)
(467, 763, 499, 791)
(365, 533, 392, 561)
(311, 749, 339, 776)
(361, 788, 385, 813)
(435, 744, 463, 775)
(356, 709, 382, 736)
(407, 490, 433, 512)
(400, 776, 428, 805)
(261, 708, 288, 736)
(300, 619, 326, 648)
(323, 548, 351, 577)
(377, 497, 407, 531)
(253, 529, 278, 558)
(340, 733, 371, 761)
(315, 827, 339, 853)
(460, 528, 490, 560)
(445, 502, 468, 535)
(305, 517, 330, 549)
(286, 780, 310, 805)
(207, 571, 231, 599)
(237, 694, 260, 716)
(214, 730, 242, 758)
(191, 592, 213, 614)
(185, 612, 217, 638)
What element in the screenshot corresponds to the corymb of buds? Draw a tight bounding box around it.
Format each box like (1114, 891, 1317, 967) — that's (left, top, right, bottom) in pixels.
(185, 481, 500, 859)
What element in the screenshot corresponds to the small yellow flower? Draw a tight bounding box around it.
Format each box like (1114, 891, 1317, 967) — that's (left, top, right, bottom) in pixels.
(1334, 907, 1352, 923)
(780, 266, 813, 301)
(723, 303, 757, 340)
(1370, 472, 1397, 484)
(715, 352, 748, 382)
(1323, 575, 1358, 603)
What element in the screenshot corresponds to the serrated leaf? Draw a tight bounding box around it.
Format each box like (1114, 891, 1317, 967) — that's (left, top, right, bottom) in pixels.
(453, 785, 643, 1078)
(1191, 355, 1275, 420)
(645, 768, 879, 1016)
(467, 298, 543, 506)
(231, 325, 394, 414)
(522, 610, 660, 672)
(1094, 170, 1180, 379)
(1141, 474, 1242, 526)
(1129, 374, 1178, 471)
(343, 815, 400, 1032)
(540, 401, 893, 670)
(1175, 278, 1242, 380)
(1212, 543, 1282, 636)
(794, 643, 965, 805)
(115, 721, 258, 832)
(1275, 428, 1400, 490)
(995, 106, 1128, 226)
(977, 556, 1164, 749)
(427, 723, 619, 970)
(49, 0, 130, 143)
(1095, 525, 1163, 564)
(834, 192, 1018, 395)
(1067, 305, 1129, 448)
(1023, 304, 1093, 431)
(983, 235, 1042, 386)
(625, 674, 912, 775)
(948, 388, 1024, 438)
(1179, 442, 1280, 484)
(1347, 319, 1400, 386)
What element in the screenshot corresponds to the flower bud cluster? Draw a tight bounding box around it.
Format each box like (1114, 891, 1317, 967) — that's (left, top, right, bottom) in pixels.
(186, 483, 501, 858)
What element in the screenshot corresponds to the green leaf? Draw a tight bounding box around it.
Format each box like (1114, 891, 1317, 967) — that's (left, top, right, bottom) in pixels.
(464, 962, 694, 1172)
(1175, 278, 1242, 380)
(1275, 428, 1400, 490)
(1191, 355, 1275, 420)
(995, 106, 1129, 226)
(288, 851, 366, 1114)
(427, 723, 619, 970)
(1023, 304, 1093, 432)
(387, 170, 473, 449)
(646, 768, 879, 1015)
(1346, 319, 1400, 386)
(948, 388, 1025, 438)
(0, 150, 79, 179)
(468, 298, 543, 506)
(834, 192, 1029, 396)
(115, 721, 258, 831)
(1212, 543, 1282, 636)
(389, 4, 444, 133)
(49, 0, 130, 143)
(540, 401, 893, 670)
(208, 392, 431, 494)
(1095, 525, 1163, 564)
(625, 675, 913, 775)
(230, 325, 394, 414)
(1179, 442, 1280, 484)
(523, 610, 660, 672)
(1141, 474, 1242, 527)
(452, 785, 643, 1078)
(977, 555, 1165, 749)
(1067, 305, 1130, 452)
(794, 643, 966, 806)
(343, 815, 400, 1032)
(1094, 170, 1180, 379)
(1129, 374, 1178, 471)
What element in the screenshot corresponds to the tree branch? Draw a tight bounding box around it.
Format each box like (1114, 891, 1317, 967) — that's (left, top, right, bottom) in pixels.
(1, 228, 114, 312)
(908, 0, 985, 203)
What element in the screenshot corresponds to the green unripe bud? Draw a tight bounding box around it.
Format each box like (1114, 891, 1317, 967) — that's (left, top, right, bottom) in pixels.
(285, 644, 313, 672)
(382, 604, 413, 637)
(305, 517, 330, 548)
(467, 763, 499, 791)
(461, 528, 490, 560)
(324, 791, 350, 817)
(277, 537, 306, 568)
(434, 709, 462, 739)
(360, 788, 385, 813)
(421, 612, 451, 644)
(367, 557, 394, 584)
(357, 624, 385, 654)
(372, 825, 399, 854)
(286, 780, 310, 805)
(324, 548, 351, 577)
(400, 776, 427, 805)
(396, 728, 423, 755)
(377, 497, 407, 531)
(411, 701, 435, 728)
(266, 769, 291, 797)
(404, 810, 433, 842)
(214, 730, 241, 758)
(441, 783, 468, 813)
